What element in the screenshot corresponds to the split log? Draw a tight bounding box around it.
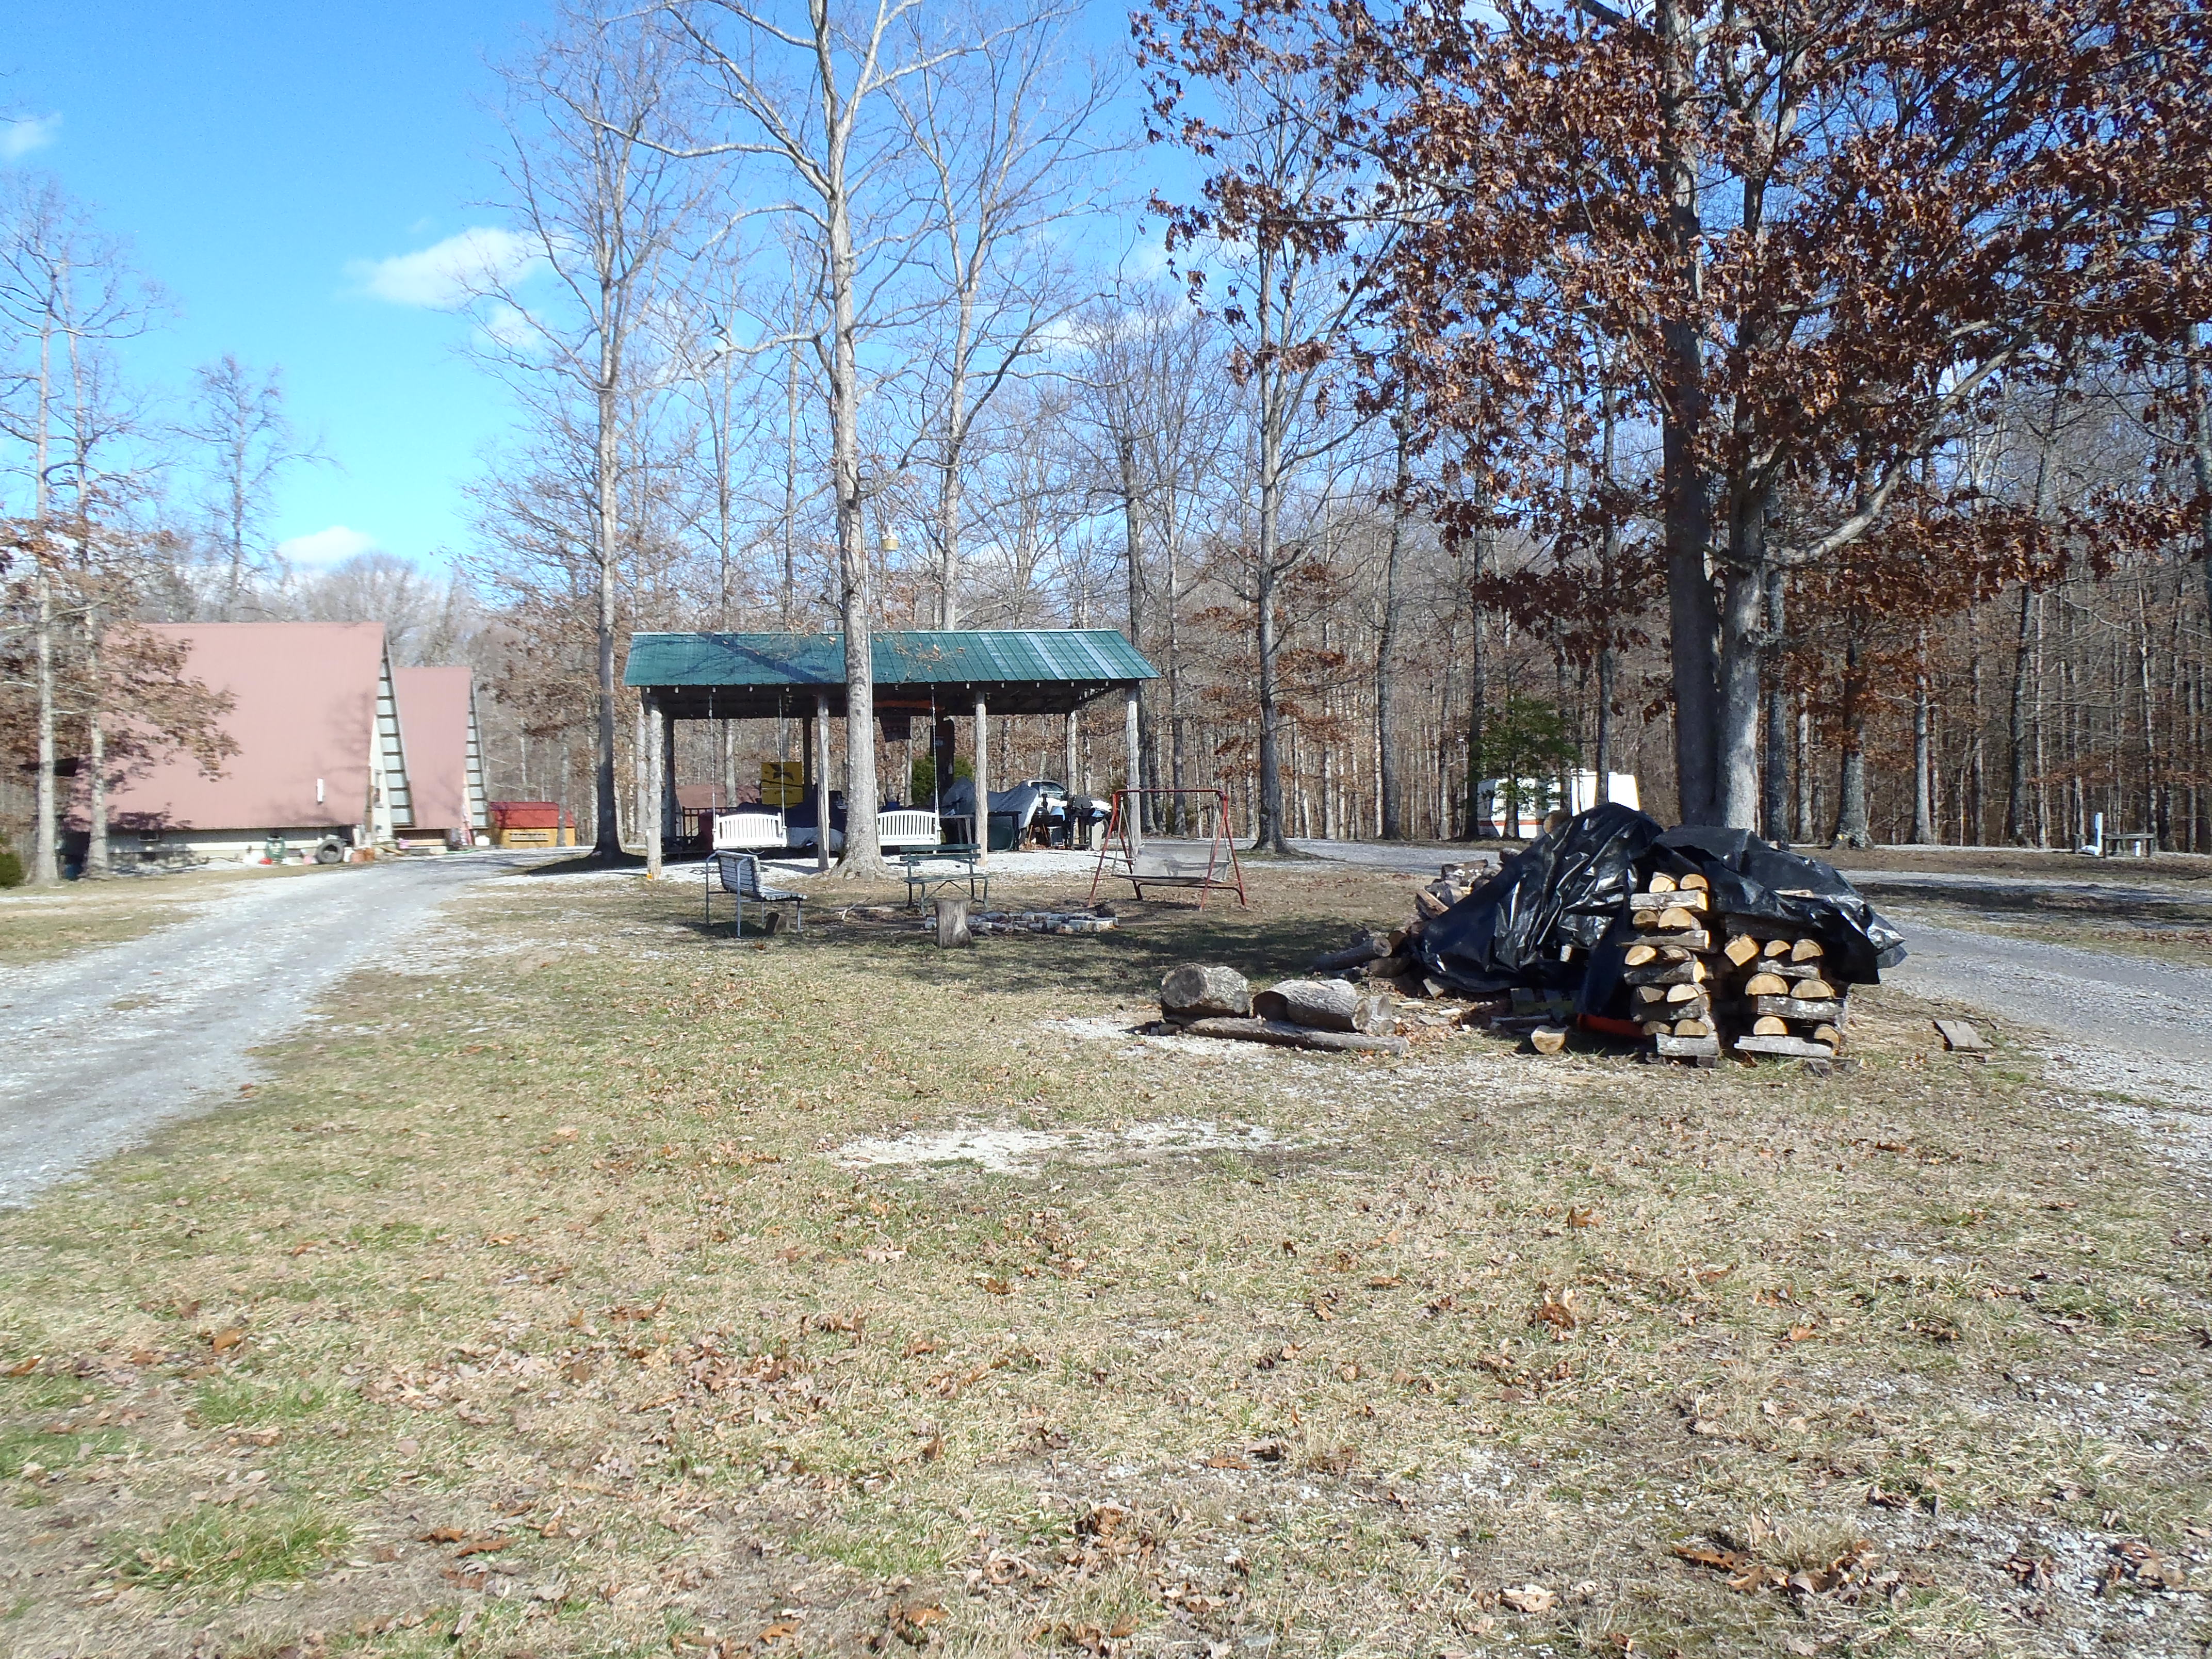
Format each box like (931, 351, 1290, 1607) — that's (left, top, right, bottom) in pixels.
(1750, 994, 1846, 1022)
(1679, 872, 1710, 891)
(1722, 935, 1763, 968)
(1793, 978, 1837, 1001)
(1751, 1015, 1790, 1036)
(1734, 1033, 1834, 1060)
(1623, 942, 1660, 967)
(1791, 938, 1825, 962)
(1529, 1026, 1568, 1055)
(1810, 1024, 1842, 1048)
(1414, 887, 1452, 918)
(1741, 972, 1791, 998)
(1183, 1017, 1409, 1056)
(1252, 979, 1396, 1034)
(1664, 981, 1703, 1004)
(1160, 963, 1253, 1023)
(1762, 937, 1792, 957)
(1639, 1019, 1672, 1036)
(1311, 931, 1390, 974)
(1624, 959, 1705, 988)
(1363, 956, 1415, 983)
(1646, 872, 1678, 893)
(1629, 889, 1707, 913)
(1672, 1017, 1712, 1038)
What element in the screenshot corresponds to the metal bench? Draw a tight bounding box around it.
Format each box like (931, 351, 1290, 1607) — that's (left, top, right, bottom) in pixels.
(705, 851, 805, 935)
(902, 844, 988, 909)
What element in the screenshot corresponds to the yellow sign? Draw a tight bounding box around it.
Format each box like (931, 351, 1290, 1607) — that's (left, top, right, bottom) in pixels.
(761, 760, 804, 807)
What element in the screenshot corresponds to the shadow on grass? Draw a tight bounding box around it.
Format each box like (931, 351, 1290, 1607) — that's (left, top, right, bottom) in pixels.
(523, 850, 648, 876)
(695, 898, 1382, 1009)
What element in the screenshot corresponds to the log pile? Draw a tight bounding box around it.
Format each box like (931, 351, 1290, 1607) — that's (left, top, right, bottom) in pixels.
(1625, 872, 1850, 1066)
(1157, 964, 1409, 1055)
(1308, 858, 1499, 999)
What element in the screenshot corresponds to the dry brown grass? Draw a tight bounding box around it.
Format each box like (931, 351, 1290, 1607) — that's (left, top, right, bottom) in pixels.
(0, 857, 2205, 1659)
(0, 863, 337, 970)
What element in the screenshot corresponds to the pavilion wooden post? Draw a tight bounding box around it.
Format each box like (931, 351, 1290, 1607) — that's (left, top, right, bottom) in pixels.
(973, 689, 990, 870)
(661, 706, 680, 855)
(644, 691, 664, 878)
(1124, 685, 1143, 852)
(814, 691, 832, 873)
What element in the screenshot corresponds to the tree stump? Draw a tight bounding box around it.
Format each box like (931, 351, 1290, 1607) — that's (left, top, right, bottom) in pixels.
(934, 895, 972, 948)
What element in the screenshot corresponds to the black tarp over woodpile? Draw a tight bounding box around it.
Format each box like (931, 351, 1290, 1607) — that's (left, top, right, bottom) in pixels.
(1415, 805, 1907, 1010)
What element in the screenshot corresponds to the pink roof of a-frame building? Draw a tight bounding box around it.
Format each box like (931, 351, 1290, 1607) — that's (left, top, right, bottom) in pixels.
(103, 622, 388, 832)
(391, 665, 475, 833)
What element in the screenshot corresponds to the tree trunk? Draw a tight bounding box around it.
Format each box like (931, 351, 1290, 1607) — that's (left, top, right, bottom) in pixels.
(2005, 585, 2035, 842)
(30, 561, 60, 884)
(1460, 511, 1490, 837)
(1656, 0, 1719, 825)
(1760, 564, 1788, 841)
(1832, 631, 1872, 848)
(86, 601, 107, 877)
(1377, 423, 1409, 839)
(827, 170, 885, 879)
(1910, 636, 1936, 843)
(592, 351, 622, 858)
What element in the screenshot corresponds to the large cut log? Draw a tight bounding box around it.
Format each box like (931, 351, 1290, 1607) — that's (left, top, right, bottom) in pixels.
(1528, 1026, 1568, 1055)
(1624, 958, 1706, 988)
(1182, 1017, 1409, 1056)
(1311, 931, 1390, 974)
(1160, 963, 1253, 1023)
(1414, 886, 1452, 918)
(1734, 1034, 1834, 1060)
(1655, 1033, 1721, 1061)
(1253, 979, 1396, 1034)
(1750, 994, 1846, 1022)
(934, 895, 973, 948)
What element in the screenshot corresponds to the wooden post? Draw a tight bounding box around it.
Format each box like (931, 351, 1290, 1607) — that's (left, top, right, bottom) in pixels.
(645, 691, 664, 878)
(1064, 711, 1079, 794)
(933, 893, 972, 947)
(974, 689, 990, 870)
(814, 691, 832, 873)
(1124, 684, 1142, 852)
(661, 705, 680, 854)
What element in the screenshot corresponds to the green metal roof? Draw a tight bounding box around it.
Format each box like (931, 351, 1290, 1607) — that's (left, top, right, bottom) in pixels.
(624, 629, 1156, 720)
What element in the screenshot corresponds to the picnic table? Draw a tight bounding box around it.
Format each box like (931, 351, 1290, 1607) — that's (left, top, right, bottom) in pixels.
(902, 844, 989, 909)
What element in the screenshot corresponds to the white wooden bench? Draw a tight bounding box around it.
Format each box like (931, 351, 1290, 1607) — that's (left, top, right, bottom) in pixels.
(877, 809, 941, 851)
(713, 810, 787, 851)
(705, 851, 804, 935)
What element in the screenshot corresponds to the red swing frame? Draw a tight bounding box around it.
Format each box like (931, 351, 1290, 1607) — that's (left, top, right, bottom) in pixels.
(1087, 787, 1248, 909)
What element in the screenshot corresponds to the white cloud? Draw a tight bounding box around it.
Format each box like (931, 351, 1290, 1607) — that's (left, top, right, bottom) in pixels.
(280, 526, 381, 570)
(347, 225, 543, 308)
(1, 115, 59, 162)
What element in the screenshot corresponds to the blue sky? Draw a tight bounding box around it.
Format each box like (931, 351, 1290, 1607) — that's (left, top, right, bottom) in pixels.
(3, 1, 583, 572)
(3, 3, 1166, 580)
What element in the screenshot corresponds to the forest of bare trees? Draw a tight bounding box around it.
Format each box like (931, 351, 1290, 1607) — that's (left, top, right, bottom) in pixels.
(4, 0, 2209, 884)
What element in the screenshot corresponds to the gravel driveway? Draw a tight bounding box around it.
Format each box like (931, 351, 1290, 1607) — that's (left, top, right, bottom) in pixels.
(1291, 837, 2212, 1118)
(0, 853, 548, 1205)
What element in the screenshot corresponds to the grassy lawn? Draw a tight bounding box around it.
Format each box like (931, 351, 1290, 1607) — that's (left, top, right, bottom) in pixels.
(0, 863, 343, 971)
(0, 858, 2205, 1657)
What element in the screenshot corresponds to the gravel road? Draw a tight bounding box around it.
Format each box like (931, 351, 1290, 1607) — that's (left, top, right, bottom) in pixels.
(0, 853, 547, 1206)
(1291, 838, 2212, 1118)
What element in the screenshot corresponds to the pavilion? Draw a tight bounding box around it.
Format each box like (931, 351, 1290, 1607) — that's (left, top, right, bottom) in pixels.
(621, 628, 1158, 871)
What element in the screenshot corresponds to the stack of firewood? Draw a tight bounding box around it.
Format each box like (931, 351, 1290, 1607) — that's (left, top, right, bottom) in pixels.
(1625, 872, 1850, 1065)
(1716, 922, 1848, 1061)
(1624, 873, 1723, 1063)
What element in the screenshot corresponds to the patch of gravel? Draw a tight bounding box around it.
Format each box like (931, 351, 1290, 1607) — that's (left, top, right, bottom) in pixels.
(831, 1117, 1293, 1175)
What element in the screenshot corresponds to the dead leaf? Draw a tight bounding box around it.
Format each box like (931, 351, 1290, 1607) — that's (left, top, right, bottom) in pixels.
(1499, 1583, 1557, 1613)
(759, 1620, 801, 1642)
(980, 1276, 1012, 1296)
(551, 1126, 579, 1141)
(417, 1526, 468, 1544)
(903, 1337, 938, 1358)
(1206, 1452, 1251, 1470)
(207, 1327, 246, 1354)
(1366, 1274, 1403, 1289)
(1566, 1206, 1598, 1228)
(1530, 1288, 1578, 1333)
(2, 1357, 38, 1377)
(453, 1534, 512, 1558)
